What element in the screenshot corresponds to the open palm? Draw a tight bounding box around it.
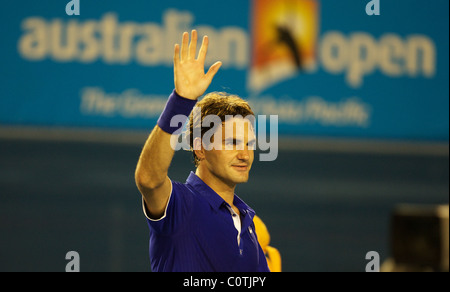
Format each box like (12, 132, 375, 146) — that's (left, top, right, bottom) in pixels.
(174, 30, 222, 100)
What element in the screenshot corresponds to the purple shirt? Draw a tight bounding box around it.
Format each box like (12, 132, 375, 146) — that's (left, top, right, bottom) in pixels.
(144, 172, 270, 272)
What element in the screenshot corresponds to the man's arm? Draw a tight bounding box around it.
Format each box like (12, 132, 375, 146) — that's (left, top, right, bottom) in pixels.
(135, 30, 222, 218)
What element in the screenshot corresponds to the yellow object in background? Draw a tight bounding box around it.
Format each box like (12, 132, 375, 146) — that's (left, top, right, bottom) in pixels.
(253, 215, 282, 272)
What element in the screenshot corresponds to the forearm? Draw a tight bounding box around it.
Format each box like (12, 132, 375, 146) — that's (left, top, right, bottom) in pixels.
(135, 90, 196, 191)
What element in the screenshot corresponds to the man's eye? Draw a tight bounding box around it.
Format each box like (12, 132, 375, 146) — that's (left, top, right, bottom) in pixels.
(247, 143, 256, 150)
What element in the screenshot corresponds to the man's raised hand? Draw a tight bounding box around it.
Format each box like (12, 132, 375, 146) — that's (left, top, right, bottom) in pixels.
(173, 30, 222, 100)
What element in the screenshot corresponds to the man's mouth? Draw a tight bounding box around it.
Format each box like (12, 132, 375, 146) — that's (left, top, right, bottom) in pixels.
(232, 164, 249, 171)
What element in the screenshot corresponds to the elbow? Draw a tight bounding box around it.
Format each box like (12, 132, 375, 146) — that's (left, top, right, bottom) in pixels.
(134, 170, 146, 190)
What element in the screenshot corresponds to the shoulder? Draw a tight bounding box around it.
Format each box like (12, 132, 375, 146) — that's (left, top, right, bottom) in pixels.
(172, 179, 196, 199)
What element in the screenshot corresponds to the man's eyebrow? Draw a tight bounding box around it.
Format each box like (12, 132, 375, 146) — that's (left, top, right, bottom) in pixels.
(223, 138, 241, 143)
(223, 138, 256, 144)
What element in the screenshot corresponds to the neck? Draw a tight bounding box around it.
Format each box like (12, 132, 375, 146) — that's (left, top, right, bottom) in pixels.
(195, 167, 236, 206)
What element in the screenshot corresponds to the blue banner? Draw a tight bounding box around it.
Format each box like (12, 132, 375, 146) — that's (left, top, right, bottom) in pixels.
(1, 0, 448, 141)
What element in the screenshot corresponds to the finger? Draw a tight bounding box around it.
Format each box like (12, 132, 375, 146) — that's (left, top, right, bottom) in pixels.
(173, 44, 180, 67)
(205, 61, 222, 82)
(181, 31, 189, 61)
(188, 30, 197, 60)
(197, 35, 209, 63)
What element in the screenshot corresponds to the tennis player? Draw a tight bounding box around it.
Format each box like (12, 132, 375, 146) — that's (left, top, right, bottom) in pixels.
(135, 30, 270, 272)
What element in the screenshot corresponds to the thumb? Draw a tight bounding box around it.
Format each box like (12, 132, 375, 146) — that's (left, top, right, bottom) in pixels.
(205, 61, 222, 82)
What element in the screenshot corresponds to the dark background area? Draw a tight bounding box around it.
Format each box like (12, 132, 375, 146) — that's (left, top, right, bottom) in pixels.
(1, 136, 447, 272)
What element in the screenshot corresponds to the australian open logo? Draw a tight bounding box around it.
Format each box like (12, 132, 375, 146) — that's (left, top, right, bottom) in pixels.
(248, 0, 319, 93)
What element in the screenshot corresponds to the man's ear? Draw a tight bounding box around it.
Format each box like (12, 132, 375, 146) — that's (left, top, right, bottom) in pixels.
(193, 137, 205, 161)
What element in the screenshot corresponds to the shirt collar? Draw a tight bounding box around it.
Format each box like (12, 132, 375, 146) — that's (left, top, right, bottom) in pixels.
(185, 171, 255, 218)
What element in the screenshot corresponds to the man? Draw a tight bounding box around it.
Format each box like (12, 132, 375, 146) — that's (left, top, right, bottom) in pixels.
(135, 30, 270, 272)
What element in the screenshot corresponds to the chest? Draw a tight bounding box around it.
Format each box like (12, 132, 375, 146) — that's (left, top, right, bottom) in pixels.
(186, 202, 260, 271)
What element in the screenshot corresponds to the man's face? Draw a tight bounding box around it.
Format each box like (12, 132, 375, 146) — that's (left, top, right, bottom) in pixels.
(202, 117, 256, 187)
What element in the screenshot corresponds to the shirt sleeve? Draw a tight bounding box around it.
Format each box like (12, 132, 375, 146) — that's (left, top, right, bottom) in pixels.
(143, 180, 192, 235)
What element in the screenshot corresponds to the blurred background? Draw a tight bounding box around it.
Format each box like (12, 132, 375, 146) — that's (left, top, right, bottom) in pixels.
(1, 0, 448, 272)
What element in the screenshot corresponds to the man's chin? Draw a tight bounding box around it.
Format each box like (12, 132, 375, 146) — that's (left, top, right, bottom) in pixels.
(233, 173, 250, 184)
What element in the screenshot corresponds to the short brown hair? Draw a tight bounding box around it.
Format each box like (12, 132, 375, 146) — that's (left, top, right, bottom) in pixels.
(186, 92, 255, 167)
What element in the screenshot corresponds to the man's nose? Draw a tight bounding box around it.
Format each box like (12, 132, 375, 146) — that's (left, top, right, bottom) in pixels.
(237, 146, 250, 161)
